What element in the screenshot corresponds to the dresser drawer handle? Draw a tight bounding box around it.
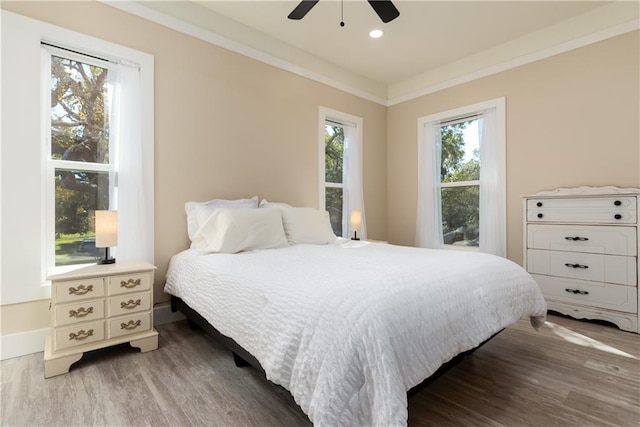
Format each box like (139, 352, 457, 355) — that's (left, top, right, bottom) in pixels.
(564, 236, 589, 241)
(120, 278, 141, 289)
(536, 202, 543, 207)
(121, 299, 142, 309)
(120, 320, 142, 330)
(69, 329, 94, 341)
(614, 200, 621, 206)
(537, 213, 543, 218)
(614, 214, 622, 220)
(565, 288, 589, 295)
(69, 306, 94, 318)
(68, 284, 93, 295)
(564, 263, 589, 269)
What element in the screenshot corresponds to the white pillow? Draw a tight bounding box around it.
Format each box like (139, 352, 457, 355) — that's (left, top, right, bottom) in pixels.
(259, 199, 292, 209)
(281, 207, 337, 245)
(193, 207, 288, 254)
(185, 196, 258, 242)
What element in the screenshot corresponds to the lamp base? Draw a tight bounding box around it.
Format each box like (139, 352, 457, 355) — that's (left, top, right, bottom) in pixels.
(98, 247, 116, 264)
(350, 237, 360, 241)
(351, 230, 360, 241)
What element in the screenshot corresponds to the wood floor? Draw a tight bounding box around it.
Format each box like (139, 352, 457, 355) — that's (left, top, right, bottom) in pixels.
(1, 313, 638, 426)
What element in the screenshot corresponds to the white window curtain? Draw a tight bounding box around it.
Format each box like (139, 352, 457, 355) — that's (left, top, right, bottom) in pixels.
(415, 122, 444, 249)
(478, 108, 506, 257)
(342, 124, 367, 240)
(109, 63, 154, 263)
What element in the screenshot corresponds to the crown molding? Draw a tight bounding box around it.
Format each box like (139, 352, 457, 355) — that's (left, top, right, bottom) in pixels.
(101, 1, 638, 108)
(387, 18, 639, 106)
(100, 1, 388, 106)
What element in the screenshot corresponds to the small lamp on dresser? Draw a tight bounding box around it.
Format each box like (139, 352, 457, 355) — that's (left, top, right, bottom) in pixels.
(350, 210, 362, 241)
(95, 210, 117, 264)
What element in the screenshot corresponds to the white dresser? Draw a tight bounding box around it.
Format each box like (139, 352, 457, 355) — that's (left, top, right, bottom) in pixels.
(523, 186, 639, 333)
(44, 261, 159, 377)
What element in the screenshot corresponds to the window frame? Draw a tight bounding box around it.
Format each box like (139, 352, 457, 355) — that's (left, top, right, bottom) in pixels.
(417, 97, 506, 252)
(0, 10, 154, 306)
(318, 106, 363, 238)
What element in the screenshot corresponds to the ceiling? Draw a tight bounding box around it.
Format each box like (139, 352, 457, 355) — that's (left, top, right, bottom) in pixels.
(130, 1, 638, 103)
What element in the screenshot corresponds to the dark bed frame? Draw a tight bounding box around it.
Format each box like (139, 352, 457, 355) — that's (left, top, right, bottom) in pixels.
(170, 295, 501, 400)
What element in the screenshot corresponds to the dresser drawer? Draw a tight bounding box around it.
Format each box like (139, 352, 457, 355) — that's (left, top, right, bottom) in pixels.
(108, 312, 151, 339)
(54, 320, 105, 351)
(108, 272, 152, 295)
(527, 224, 637, 256)
(55, 277, 105, 303)
(108, 292, 151, 317)
(527, 249, 637, 286)
(54, 299, 105, 327)
(532, 274, 637, 313)
(527, 197, 636, 224)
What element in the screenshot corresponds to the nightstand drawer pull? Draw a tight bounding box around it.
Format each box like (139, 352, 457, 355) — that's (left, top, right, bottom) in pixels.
(564, 236, 589, 241)
(120, 278, 141, 289)
(68, 307, 93, 318)
(68, 285, 93, 295)
(564, 263, 589, 269)
(120, 320, 142, 330)
(69, 329, 94, 341)
(564, 288, 589, 295)
(614, 214, 622, 220)
(120, 299, 142, 309)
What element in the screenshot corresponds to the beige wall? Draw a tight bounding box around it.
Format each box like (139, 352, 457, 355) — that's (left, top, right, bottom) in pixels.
(0, 1, 387, 335)
(387, 31, 640, 265)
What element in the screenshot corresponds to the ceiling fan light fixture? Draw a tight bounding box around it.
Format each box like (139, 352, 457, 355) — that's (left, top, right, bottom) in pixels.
(369, 29, 384, 39)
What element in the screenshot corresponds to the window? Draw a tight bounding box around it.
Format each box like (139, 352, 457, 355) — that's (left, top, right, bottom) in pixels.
(416, 98, 505, 256)
(1, 11, 153, 306)
(318, 107, 366, 240)
(324, 121, 345, 236)
(440, 118, 480, 247)
(46, 48, 113, 269)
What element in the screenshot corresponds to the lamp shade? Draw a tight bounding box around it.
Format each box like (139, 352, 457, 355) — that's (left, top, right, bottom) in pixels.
(350, 210, 362, 232)
(95, 210, 118, 248)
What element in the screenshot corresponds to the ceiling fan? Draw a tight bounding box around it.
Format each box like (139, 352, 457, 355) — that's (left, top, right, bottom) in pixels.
(288, 0, 400, 24)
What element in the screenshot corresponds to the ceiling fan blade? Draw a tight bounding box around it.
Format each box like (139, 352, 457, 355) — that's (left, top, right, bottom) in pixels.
(367, 0, 400, 23)
(288, 0, 320, 20)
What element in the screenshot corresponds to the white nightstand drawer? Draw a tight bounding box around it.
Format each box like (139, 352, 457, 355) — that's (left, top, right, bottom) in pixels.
(55, 277, 105, 303)
(527, 224, 637, 256)
(54, 320, 105, 351)
(108, 292, 151, 317)
(533, 274, 638, 313)
(54, 300, 105, 327)
(108, 272, 151, 295)
(108, 312, 151, 339)
(527, 249, 637, 286)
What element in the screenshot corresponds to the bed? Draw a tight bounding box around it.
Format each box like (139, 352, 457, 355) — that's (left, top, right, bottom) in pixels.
(165, 233, 547, 426)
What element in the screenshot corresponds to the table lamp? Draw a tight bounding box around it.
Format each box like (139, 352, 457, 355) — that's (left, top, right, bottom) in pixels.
(95, 210, 117, 264)
(350, 210, 362, 241)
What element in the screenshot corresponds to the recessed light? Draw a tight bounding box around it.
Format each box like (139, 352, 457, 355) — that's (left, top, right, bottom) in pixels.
(369, 29, 383, 39)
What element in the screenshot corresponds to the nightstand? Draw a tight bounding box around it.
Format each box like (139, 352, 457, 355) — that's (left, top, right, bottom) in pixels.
(44, 261, 159, 378)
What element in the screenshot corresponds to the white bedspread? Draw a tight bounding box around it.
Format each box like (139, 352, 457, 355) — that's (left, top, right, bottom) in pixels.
(164, 241, 547, 426)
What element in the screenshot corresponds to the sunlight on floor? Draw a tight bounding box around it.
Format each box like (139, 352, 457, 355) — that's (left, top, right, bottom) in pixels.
(546, 321, 638, 360)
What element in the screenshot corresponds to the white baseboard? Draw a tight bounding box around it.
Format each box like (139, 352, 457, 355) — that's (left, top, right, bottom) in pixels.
(0, 328, 49, 361)
(0, 304, 186, 361)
